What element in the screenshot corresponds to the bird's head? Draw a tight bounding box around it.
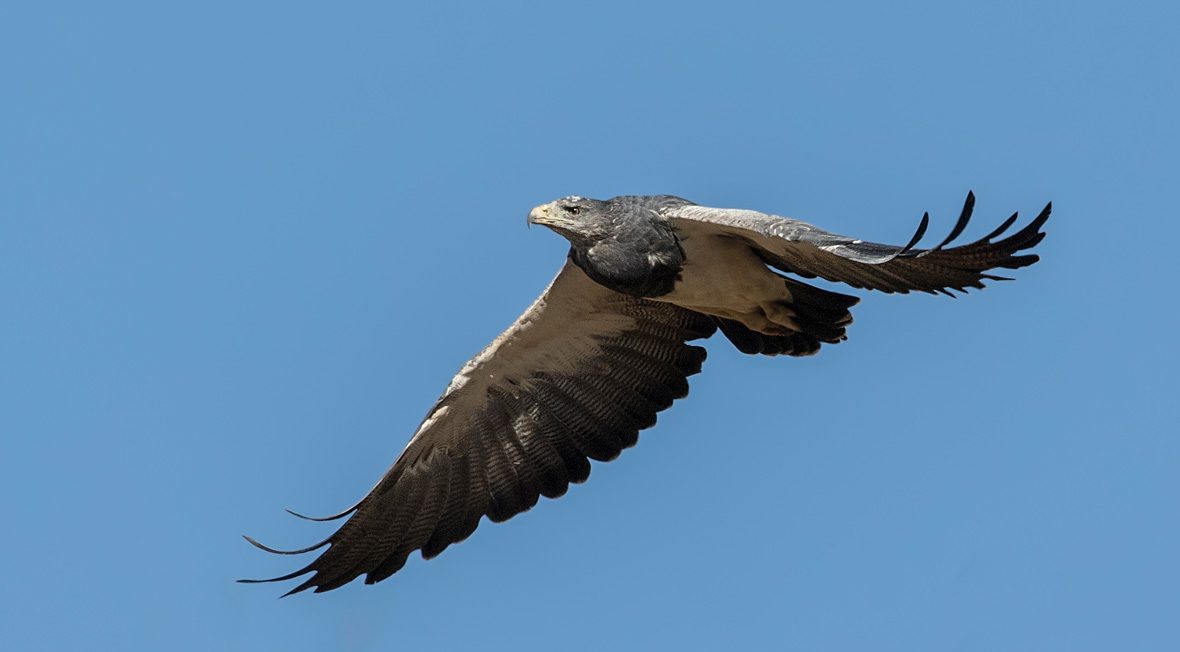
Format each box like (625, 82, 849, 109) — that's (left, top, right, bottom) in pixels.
(527, 194, 688, 297)
(526, 196, 614, 247)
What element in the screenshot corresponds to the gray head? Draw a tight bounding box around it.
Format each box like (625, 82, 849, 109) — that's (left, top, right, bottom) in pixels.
(527, 195, 692, 297)
(527, 196, 614, 247)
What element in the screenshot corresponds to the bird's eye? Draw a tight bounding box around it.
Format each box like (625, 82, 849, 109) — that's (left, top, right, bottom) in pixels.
(563, 205, 582, 215)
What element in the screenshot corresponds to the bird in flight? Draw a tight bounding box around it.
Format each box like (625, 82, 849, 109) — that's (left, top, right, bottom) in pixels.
(242, 192, 1050, 595)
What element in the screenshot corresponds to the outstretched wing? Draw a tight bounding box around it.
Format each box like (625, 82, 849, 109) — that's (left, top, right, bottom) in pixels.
(666, 192, 1050, 296)
(242, 259, 716, 594)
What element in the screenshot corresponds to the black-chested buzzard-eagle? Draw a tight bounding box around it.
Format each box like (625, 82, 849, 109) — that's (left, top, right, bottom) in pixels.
(242, 192, 1049, 595)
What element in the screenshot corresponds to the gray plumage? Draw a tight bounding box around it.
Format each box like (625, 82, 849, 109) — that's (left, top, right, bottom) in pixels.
(242, 191, 1049, 594)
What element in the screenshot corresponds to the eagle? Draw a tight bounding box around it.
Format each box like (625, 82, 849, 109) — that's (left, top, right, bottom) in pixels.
(242, 192, 1050, 595)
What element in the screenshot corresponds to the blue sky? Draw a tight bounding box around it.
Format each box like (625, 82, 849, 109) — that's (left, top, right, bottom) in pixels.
(3, 1, 1177, 650)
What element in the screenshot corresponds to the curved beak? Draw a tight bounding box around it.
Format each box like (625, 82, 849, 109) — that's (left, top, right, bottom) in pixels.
(527, 202, 561, 229)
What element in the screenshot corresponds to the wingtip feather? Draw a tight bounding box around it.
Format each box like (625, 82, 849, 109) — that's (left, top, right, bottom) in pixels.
(895, 212, 930, 258)
(242, 533, 331, 556)
(237, 559, 318, 586)
(284, 505, 358, 522)
(931, 191, 976, 251)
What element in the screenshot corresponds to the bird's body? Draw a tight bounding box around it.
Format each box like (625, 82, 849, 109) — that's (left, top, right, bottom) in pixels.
(244, 192, 1050, 594)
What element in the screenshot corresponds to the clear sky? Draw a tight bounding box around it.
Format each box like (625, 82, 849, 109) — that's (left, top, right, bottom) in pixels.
(3, 1, 1177, 650)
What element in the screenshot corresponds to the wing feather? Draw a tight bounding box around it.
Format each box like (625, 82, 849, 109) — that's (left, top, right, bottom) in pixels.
(667, 193, 1049, 295)
(243, 259, 716, 593)
(418, 453, 470, 559)
(506, 394, 571, 499)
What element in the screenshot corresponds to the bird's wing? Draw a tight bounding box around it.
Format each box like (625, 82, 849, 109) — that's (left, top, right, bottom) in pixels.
(666, 193, 1050, 295)
(242, 259, 716, 594)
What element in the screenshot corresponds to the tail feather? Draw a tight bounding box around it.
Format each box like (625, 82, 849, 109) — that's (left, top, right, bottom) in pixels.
(781, 277, 857, 344)
(714, 318, 822, 356)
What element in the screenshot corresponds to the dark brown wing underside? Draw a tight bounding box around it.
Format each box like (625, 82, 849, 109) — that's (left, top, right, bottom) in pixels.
(242, 265, 716, 594)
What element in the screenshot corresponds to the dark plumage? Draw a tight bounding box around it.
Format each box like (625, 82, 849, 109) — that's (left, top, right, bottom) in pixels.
(243, 191, 1050, 595)
(555, 195, 690, 297)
